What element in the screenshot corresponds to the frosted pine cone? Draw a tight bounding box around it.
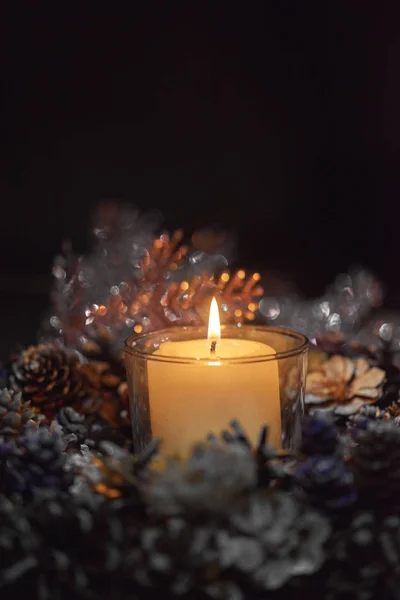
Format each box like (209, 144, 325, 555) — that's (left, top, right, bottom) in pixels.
(4, 427, 72, 495)
(0, 388, 41, 439)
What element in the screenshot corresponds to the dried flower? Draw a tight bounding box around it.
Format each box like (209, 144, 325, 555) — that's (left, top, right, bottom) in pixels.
(306, 355, 385, 415)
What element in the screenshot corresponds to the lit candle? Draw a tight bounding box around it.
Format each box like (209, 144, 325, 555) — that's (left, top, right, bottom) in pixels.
(147, 298, 281, 455)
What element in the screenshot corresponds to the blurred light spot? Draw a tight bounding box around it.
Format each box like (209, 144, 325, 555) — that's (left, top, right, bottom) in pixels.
(98, 305, 107, 316)
(221, 272, 230, 283)
(52, 266, 66, 279)
(327, 313, 341, 331)
(259, 297, 280, 320)
(110, 286, 120, 296)
(180, 281, 189, 291)
(379, 323, 393, 342)
(50, 316, 60, 328)
(237, 270, 246, 280)
(320, 301, 330, 317)
(134, 324, 143, 334)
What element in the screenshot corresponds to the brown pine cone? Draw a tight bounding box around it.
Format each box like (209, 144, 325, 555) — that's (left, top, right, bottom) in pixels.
(10, 343, 84, 418)
(77, 360, 129, 427)
(0, 388, 42, 438)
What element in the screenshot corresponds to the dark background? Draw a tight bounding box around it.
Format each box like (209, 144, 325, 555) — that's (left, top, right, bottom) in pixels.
(1, 2, 399, 356)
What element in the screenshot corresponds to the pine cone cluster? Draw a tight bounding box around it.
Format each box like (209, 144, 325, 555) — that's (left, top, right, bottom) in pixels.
(0, 488, 130, 600)
(10, 344, 84, 417)
(0, 388, 41, 439)
(3, 427, 72, 496)
(27, 489, 128, 599)
(132, 491, 330, 597)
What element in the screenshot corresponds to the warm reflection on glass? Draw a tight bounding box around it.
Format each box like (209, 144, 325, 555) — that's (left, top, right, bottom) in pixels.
(125, 325, 308, 456)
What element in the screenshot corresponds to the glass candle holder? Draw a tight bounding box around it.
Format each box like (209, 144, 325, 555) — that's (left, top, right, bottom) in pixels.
(124, 325, 308, 455)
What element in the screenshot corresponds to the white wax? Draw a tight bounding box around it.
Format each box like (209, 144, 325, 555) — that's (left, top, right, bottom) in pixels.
(147, 337, 281, 456)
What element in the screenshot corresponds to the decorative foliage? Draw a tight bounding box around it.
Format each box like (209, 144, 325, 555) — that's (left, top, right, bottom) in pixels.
(5, 205, 400, 598)
(262, 267, 384, 344)
(306, 355, 385, 415)
(41, 202, 264, 362)
(2, 403, 400, 599)
(2, 426, 72, 496)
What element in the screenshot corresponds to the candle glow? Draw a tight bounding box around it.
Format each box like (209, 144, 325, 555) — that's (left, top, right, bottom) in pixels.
(144, 299, 282, 456)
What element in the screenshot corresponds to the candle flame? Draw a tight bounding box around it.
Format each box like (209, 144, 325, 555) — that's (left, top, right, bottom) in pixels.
(207, 297, 221, 341)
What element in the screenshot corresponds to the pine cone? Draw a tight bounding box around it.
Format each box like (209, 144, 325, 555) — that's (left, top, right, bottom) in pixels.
(301, 415, 338, 456)
(134, 491, 330, 596)
(3, 427, 73, 496)
(0, 388, 42, 439)
(131, 517, 222, 597)
(85, 439, 160, 500)
(227, 491, 330, 591)
(351, 420, 400, 506)
(146, 440, 257, 517)
(56, 406, 130, 454)
(57, 406, 88, 441)
(294, 455, 357, 510)
(10, 343, 84, 418)
(77, 360, 129, 428)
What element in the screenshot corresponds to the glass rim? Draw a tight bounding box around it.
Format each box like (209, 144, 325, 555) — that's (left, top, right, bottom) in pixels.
(124, 325, 309, 365)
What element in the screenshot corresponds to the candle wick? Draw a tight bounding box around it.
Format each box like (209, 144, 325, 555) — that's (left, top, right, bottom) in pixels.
(209, 339, 217, 358)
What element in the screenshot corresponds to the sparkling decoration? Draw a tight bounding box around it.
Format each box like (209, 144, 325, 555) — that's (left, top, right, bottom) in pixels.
(306, 355, 386, 415)
(4, 204, 400, 598)
(260, 267, 384, 347)
(41, 202, 263, 361)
